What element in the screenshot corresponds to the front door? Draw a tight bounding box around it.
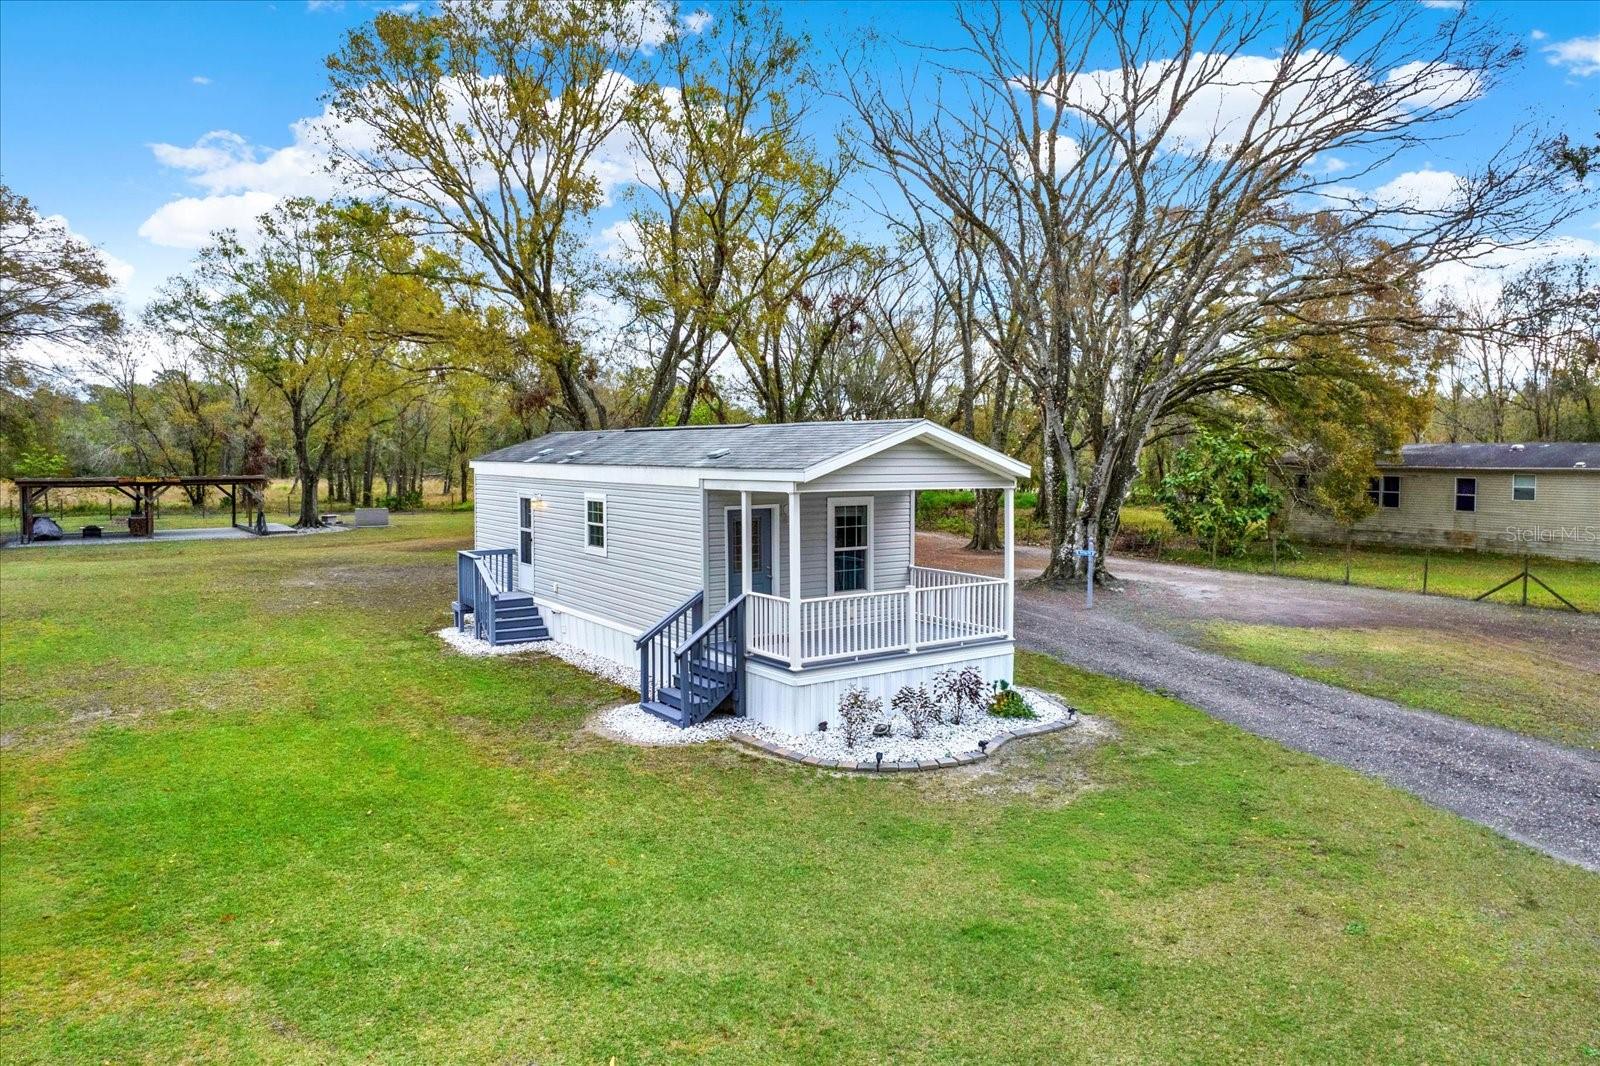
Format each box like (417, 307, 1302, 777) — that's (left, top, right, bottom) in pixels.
(726, 506, 775, 599)
(517, 496, 535, 590)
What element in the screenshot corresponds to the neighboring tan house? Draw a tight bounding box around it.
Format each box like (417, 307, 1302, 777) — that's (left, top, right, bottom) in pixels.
(454, 419, 1030, 732)
(1288, 442, 1600, 562)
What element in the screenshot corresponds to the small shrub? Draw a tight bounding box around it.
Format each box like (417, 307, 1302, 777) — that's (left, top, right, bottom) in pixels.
(989, 679, 1035, 719)
(837, 685, 881, 749)
(933, 666, 986, 724)
(378, 489, 424, 511)
(891, 684, 937, 739)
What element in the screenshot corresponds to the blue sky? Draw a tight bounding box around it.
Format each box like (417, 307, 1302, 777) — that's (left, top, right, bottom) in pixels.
(1, 0, 1597, 314)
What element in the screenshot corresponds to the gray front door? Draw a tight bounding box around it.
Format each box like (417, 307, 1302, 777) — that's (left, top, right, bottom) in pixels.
(726, 507, 775, 599)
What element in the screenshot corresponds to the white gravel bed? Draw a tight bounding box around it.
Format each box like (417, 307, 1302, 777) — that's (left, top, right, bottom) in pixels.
(435, 625, 640, 689)
(595, 682, 1078, 760)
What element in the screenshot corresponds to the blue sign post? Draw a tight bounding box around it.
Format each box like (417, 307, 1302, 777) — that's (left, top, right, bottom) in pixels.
(1074, 546, 1097, 608)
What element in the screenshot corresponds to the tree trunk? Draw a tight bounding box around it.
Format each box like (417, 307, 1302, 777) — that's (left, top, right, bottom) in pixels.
(968, 490, 1002, 550)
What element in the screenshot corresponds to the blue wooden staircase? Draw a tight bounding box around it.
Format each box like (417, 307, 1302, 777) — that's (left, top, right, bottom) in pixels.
(454, 549, 550, 646)
(636, 592, 746, 727)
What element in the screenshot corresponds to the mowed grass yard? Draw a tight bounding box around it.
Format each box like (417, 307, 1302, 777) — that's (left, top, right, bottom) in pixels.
(2, 514, 1597, 1063)
(1200, 623, 1600, 752)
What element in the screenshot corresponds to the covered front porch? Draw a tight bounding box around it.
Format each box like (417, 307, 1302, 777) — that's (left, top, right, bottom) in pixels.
(713, 482, 1017, 671)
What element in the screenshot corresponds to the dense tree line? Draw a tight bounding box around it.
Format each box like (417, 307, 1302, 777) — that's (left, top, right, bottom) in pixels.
(1, 0, 1593, 568)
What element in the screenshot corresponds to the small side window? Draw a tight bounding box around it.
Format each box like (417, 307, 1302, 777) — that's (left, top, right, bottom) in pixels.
(584, 493, 607, 555)
(1380, 475, 1400, 509)
(1512, 474, 1536, 502)
(1454, 477, 1477, 513)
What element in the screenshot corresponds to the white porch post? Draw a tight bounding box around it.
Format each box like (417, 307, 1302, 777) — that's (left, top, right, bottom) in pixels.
(739, 490, 752, 597)
(1004, 486, 1016, 637)
(788, 488, 802, 670)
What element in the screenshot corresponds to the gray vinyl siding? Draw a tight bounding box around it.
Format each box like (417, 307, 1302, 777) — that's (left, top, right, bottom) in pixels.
(704, 490, 913, 611)
(475, 472, 704, 630)
(805, 437, 1012, 491)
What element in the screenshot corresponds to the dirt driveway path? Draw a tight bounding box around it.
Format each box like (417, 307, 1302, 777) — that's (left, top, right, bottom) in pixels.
(918, 532, 1600, 871)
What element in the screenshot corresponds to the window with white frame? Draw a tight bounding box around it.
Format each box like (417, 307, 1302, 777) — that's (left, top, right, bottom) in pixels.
(829, 498, 872, 593)
(583, 493, 607, 554)
(1454, 477, 1476, 512)
(519, 497, 534, 564)
(1513, 474, 1536, 502)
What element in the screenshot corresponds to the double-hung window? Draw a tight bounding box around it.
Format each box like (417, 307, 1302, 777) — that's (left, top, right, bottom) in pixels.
(583, 493, 607, 555)
(518, 497, 534, 564)
(1367, 475, 1401, 509)
(1513, 474, 1536, 502)
(1454, 477, 1477, 513)
(829, 498, 872, 593)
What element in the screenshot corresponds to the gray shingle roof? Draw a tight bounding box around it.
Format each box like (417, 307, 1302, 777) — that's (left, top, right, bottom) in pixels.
(477, 420, 924, 470)
(1382, 442, 1600, 471)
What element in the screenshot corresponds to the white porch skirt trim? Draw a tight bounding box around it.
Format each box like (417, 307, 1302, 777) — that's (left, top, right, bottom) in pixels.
(745, 642, 1014, 736)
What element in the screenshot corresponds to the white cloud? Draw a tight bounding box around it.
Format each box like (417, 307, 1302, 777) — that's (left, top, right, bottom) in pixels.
(1417, 0, 1462, 10)
(32, 214, 136, 288)
(1530, 30, 1548, 42)
(191, 75, 212, 86)
(306, 0, 343, 11)
(681, 9, 712, 34)
(1013, 131, 1081, 181)
(1382, 61, 1482, 109)
(1543, 35, 1600, 77)
(1371, 167, 1464, 211)
(1421, 236, 1600, 303)
(138, 191, 280, 249)
(1041, 51, 1480, 159)
(141, 106, 370, 248)
(1313, 155, 1350, 175)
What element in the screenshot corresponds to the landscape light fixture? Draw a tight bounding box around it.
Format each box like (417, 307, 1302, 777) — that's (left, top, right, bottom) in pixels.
(875, 752, 883, 771)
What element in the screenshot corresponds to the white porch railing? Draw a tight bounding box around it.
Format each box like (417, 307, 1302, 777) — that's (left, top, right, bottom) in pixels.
(748, 591, 791, 660)
(746, 566, 1010, 666)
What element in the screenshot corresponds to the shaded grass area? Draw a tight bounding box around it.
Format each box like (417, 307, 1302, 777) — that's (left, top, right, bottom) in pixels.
(1199, 623, 1600, 752)
(3, 513, 1598, 1063)
(920, 494, 1600, 612)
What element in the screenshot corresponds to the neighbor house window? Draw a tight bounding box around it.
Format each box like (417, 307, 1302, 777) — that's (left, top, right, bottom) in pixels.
(1513, 474, 1536, 502)
(1367, 475, 1400, 509)
(584, 493, 607, 555)
(519, 497, 534, 565)
(1454, 477, 1476, 512)
(829, 498, 872, 593)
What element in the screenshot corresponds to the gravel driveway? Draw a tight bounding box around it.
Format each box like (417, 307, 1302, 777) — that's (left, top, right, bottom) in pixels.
(918, 532, 1600, 871)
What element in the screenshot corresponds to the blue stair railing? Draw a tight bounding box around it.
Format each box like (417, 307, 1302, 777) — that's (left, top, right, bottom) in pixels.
(636, 591, 703, 711)
(671, 595, 746, 726)
(455, 548, 517, 643)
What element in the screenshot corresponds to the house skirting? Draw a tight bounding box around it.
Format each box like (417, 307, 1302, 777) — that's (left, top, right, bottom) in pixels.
(536, 600, 643, 666)
(745, 642, 1015, 736)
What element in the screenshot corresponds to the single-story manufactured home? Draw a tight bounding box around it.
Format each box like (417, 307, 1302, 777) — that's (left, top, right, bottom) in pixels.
(1288, 442, 1599, 562)
(456, 419, 1030, 732)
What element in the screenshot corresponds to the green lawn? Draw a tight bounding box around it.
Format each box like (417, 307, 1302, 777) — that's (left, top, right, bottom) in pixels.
(1200, 623, 1600, 752)
(3, 514, 1597, 1063)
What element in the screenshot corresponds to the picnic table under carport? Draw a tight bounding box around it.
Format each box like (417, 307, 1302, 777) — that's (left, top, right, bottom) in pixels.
(11, 474, 271, 545)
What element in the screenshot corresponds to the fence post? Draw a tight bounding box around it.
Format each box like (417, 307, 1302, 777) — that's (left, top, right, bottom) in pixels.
(1271, 536, 1279, 576)
(1344, 536, 1353, 586)
(1422, 550, 1430, 595)
(1521, 554, 1529, 607)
